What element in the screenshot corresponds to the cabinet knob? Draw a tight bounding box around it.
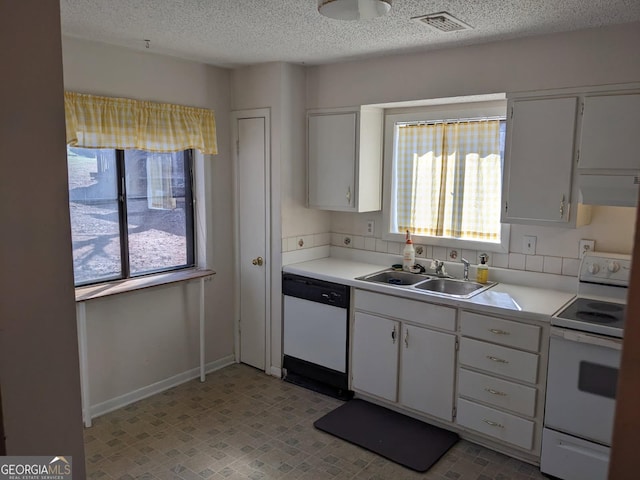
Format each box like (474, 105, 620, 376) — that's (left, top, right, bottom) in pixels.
(391, 325, 396, 344)
(560, 195, 566, 218)
(404, 329, 409, 348)
(346, 186, 352, 204)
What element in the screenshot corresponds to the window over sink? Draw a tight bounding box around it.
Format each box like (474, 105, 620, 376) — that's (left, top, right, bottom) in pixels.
(382, 98, 510, 253)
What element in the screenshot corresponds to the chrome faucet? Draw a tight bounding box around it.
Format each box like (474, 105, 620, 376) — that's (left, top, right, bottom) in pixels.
(461, 258, 470, 281)
(432, 259, 446, 276)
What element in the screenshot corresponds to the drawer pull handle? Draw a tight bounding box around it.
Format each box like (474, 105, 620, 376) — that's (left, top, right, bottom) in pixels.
(486, 355, 509, 364)
(485, 388, 507, 396)
(483, 419, 504, 428)
(488, 328, 510, 335)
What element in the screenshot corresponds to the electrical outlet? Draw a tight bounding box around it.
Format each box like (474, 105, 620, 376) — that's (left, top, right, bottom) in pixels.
(579, 239, 595, 258)
(366, 220, 375, 236)
(523, 235, 537, 255)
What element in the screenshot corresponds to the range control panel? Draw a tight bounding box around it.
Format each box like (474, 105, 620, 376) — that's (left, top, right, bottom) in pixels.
(579, 252, 632, 287)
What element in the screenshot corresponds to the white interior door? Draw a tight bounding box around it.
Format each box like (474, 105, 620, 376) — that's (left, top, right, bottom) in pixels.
(235, 111, 270, 371)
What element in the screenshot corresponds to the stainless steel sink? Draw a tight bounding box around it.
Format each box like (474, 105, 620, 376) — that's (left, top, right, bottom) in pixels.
(415, 278, 494, 298)
(358, 270, 431, 286)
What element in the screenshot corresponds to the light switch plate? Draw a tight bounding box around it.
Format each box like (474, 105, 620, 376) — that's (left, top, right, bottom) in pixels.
(579, 239, 595, 258)
(523, 235, 537, 255)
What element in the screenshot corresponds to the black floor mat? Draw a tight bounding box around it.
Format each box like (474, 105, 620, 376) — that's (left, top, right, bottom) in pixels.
(314, 399, 459, 472)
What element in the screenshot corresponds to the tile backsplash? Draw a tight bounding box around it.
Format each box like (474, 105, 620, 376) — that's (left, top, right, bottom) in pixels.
(281, 230, 583, 277)
(281, 206, 635, 278)
(328, 233, 582, 276)
(281, 232, 331, 253)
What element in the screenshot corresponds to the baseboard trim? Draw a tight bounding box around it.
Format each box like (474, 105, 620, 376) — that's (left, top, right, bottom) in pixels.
(89, 355, 236, 421)
(269, 366, 282, 378)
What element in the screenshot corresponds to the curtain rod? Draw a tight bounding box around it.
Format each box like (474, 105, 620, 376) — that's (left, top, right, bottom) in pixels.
(397, 116, 506, 127)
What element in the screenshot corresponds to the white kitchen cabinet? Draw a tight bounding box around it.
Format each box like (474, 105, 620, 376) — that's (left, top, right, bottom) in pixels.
(502, 96, 581, 226)
(399, 324, 456, 421)
(457, 309, 548, 456)
(457, 398, 535, 450)
(307, 107, 382, 212)
(459, 337, 539, 384)
(352, 289, 456, 421)
(352, 311, 399, 402)
(579, 93, 640, 171)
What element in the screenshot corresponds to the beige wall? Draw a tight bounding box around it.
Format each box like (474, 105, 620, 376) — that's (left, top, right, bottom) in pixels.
(62, 37, 235, 408)
(0, 1, 85, 474)
(306, 22, 640, 108)
(306, 22, 640, 270)
(231, 62, 328, 370)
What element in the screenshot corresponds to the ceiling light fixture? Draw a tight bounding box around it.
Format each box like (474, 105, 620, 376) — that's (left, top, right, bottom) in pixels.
(318, 0, 392, 21)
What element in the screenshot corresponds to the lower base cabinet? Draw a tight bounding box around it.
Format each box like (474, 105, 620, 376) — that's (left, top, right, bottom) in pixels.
(457, 398, 535, 450)
(400, 324, 456, 420)
(352, 312, 399, 402)
(352, 291, 548, 462)
(352, 310, 456, 421)
(457, 310, 545, 457)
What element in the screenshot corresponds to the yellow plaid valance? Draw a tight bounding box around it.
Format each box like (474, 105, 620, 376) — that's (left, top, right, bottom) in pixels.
(64, 92, 218, 155)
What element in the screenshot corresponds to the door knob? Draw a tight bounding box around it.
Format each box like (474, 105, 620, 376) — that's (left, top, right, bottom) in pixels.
(252, 256, 264, 266)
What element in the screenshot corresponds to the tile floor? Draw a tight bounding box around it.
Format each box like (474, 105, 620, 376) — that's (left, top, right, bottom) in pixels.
(84, 363, 547, 480)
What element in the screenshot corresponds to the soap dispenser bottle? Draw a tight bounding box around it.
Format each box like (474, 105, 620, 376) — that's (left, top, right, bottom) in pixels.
(403, 230, 415, 272)
(476, 254, 489, 284)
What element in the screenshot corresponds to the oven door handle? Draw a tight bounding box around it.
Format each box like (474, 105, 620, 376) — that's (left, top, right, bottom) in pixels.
(550, 326, 623, 350)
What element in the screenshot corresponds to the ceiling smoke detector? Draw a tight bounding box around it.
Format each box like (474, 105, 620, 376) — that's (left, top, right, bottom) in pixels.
(412, 11, 473, 32)
(318, 0, 392, 21)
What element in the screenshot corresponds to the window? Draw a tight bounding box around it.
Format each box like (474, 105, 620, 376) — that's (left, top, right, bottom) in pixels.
(67, 147, 195, 286)
(383, 101, 509, 252)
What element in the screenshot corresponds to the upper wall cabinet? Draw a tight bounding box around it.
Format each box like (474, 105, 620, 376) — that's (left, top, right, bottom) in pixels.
(307, 106, 383, 212)
(503, 83, 640, 226)
(579, 93, 640, 171)
(502, 96, 583, 227)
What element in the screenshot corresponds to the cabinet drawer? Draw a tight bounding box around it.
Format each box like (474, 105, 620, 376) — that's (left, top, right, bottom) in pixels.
(458, 368, 537, 417)
(459, 338, 539, 383)
(457, 398, 535, 450)
(354, 289, 456, 331)
(460, 311, 541, 351)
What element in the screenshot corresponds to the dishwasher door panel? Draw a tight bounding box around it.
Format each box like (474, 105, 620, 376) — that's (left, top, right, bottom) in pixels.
(283, 295, 347, 373)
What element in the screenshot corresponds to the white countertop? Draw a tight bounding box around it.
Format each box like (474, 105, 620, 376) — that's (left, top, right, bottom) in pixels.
(283, 257, 575, 322)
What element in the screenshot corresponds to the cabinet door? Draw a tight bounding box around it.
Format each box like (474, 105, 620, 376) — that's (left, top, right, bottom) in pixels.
(579, 94, 640, 170)
(308, 112, 357, 210)
(352, 312, 399, 402)
(503, 97, 578, 224)
(399, 324, 456, 421)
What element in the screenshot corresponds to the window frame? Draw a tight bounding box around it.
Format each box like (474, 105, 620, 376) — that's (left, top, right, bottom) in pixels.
(68, 147, 196, 287)
(381, 100, 510, 253)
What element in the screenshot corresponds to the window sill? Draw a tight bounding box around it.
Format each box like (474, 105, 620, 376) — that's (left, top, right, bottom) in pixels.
(75, 268, 215, 302)
(381, 224, 511, 255)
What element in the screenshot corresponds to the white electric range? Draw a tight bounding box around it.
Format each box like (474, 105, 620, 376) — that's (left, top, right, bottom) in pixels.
(541, 252, 630, 480)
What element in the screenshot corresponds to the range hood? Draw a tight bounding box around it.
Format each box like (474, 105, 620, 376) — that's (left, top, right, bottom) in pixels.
(578, 173, 639, 207)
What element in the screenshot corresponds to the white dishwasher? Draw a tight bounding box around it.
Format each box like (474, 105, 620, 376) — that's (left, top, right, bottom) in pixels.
(282, 273, 352, 399)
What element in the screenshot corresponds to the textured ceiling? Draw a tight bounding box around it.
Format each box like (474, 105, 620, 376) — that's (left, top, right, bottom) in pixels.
(60, 0, 640, 68)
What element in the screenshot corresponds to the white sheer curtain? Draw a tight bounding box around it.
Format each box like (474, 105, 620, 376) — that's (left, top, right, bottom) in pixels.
(394, 119, 502, 241)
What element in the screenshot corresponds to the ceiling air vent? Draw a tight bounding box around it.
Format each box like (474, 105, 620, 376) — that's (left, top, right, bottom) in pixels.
(412, 11, 473, 33)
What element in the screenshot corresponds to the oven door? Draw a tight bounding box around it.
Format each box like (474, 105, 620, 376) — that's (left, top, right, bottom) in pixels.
(545, 327, 622, 445)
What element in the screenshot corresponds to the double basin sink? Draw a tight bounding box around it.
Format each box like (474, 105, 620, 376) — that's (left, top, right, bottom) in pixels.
(356, 269, 495, 299)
